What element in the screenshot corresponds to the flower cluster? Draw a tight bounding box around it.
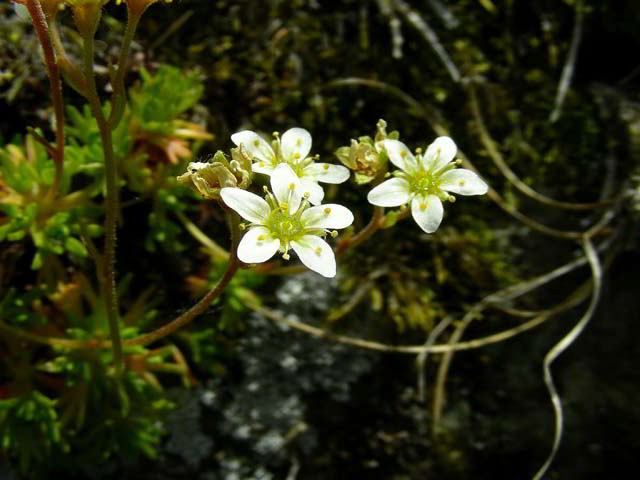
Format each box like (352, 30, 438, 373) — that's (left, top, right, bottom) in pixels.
(368, 137, 488, 233)
(185, 125, 488, 278)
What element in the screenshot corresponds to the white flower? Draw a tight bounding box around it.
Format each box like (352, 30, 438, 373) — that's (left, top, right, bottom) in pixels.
(231, 127, 350, 205)
(367, 137, 488, 233)
(220, 164, 354, 278)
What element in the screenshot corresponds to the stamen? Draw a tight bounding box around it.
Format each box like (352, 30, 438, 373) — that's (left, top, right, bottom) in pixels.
(455, 159, 462, 165)
(292, 153, 301, 160)
(415, 147, 422, 155)
(257, 235, 266, 241)
(448, 195, 456, 203)
(288, 183, 296, 190)
(283, 252, 290, 260)
(263, 185, 269, 192)
(330, 230, 338, 238)
(272, 131, 280, 139)
(303, 192, 310, 199)
(253, 140, 261, 147)
(239, 223, 246, 230)
(323, 164, 330, 170)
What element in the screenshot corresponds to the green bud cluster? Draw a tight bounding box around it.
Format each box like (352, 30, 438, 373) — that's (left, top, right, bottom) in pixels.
(177, 147, 253, 200)
(334, 119, 399, 184)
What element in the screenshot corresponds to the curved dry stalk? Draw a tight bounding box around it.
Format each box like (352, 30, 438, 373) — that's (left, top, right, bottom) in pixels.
(393, 0, 461, 81)
(468, 85, 613, 210)
(532, 237, 602, 480)
(326, 267, 389, 322)
(549, 1, 585, 123)
(416, 316, 452, 403)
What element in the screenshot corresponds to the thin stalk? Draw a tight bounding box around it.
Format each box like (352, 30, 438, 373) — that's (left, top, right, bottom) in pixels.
(175, 210, 230, 261)
(25, 0, 64, 201)
(468, 85, 612, 210)
(82, 31, 123, 372)
(0, 257, 239, 350)
(107, 8, 142, 130)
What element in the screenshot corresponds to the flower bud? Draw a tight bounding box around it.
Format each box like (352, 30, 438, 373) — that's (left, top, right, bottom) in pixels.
(335, 137, 387, 185)
(177, 150, 252, 200)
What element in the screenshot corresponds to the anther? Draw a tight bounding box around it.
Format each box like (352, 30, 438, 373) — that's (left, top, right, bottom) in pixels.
(253, 140, 261, 147)
(448, 195, 456, 203)
(293, 153, 301, 160)
(239, 223, 246, 230)
(455, 159, 462, 165)
(257, 235, 266, 241)
(330, 230, 338, 238)
(415, 147, 422, 155)
(288, 183, 296, 190)
(282, 252, 290, 260)
(303, 192, 310, 199)
(263, 185, 269, 192)
(324, 207, 332, 215)
(272, 131, 280, 139)
(323, 164, 329, 170)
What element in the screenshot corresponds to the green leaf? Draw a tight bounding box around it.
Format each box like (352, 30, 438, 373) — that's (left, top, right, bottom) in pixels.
(65, 237, 88, 257)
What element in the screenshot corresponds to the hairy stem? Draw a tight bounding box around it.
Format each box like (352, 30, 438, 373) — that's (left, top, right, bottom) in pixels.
(82, 31, 123, 372)
(107, 8, 142, 129)
(25, 0, 64, 201)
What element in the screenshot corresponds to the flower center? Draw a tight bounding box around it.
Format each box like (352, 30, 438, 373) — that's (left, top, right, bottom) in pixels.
(408, 170, 440, 196)
(265, 209, 304, 242)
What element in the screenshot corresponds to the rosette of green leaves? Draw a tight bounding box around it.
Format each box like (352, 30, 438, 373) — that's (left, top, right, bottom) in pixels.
(0, 134, 103, 269)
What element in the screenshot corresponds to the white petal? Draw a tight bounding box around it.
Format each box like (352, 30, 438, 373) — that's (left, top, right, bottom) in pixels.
(301, 204, 354, 229)
(382, 139, 418, 173)
(280, 127, 312, 163)
(237, 226, 280, 264)
(300, 178, 325, 205)
(439, 169, 489, 195)
(291, 235, 336, 278)
(252, 162, 276, 176)
(424, 136, 457, 172)
(366, 178, 410, 207)
(270, 163, 302, 214)
(302, 163, 350, 184)
(231, 130, 275, 164)
(220, 187, 270, 224)
(411, 194, 444, 233)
